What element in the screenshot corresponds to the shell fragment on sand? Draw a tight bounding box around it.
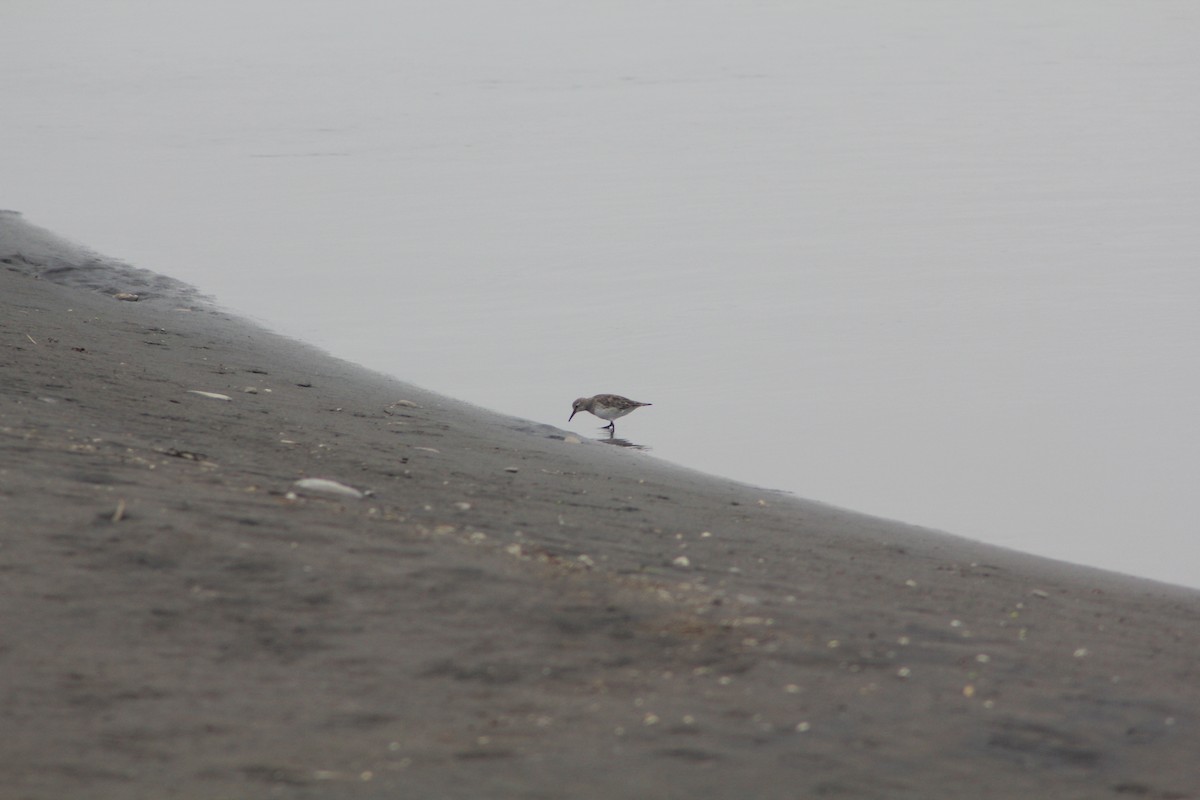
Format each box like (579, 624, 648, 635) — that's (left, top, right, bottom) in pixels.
(292, 478, 365, 500)
(384, 400, 420, 415)
(187, 390, 232, 401)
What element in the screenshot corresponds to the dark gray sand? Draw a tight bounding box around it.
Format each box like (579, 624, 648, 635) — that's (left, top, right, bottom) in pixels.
(3, 215, 1198, 798)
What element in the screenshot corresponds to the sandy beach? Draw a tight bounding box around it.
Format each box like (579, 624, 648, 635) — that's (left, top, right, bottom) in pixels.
(2, 214, 1198, 799)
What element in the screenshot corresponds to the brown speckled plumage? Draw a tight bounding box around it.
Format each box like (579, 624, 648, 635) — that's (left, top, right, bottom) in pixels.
(569, 394, 651, 436)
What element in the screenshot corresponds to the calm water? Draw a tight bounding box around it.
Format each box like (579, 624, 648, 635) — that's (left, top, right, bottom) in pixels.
(4, 2, 1199, 587)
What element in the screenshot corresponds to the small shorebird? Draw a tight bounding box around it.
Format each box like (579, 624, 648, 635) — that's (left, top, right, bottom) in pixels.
(569, 394, 652, 436)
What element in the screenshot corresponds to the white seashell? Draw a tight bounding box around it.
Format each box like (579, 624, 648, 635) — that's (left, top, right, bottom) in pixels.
(292, 478, 364, 499)
(383, 400, 420, 415)
(187, 390, 232, 401)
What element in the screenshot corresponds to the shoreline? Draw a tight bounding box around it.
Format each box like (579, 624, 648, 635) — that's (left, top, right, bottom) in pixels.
(3, 214, 1198, 798)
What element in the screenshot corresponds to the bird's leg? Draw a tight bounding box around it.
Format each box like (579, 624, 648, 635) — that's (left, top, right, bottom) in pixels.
(604, 421, 616, 436)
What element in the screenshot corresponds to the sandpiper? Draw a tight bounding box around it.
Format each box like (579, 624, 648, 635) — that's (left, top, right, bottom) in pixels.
(569, 394, 652, 436)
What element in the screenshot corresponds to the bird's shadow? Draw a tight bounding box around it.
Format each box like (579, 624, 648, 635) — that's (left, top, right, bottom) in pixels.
(595, 432, 649, 451)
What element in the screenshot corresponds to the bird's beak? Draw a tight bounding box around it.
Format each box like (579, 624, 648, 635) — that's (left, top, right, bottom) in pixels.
(569, 409, 577, 421)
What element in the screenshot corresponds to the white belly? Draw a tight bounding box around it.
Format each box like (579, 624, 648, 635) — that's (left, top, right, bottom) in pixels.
(591, 403, 633, 421)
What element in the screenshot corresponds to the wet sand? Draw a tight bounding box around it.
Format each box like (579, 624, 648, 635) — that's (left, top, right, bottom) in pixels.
(2, 216, 1198, 798)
